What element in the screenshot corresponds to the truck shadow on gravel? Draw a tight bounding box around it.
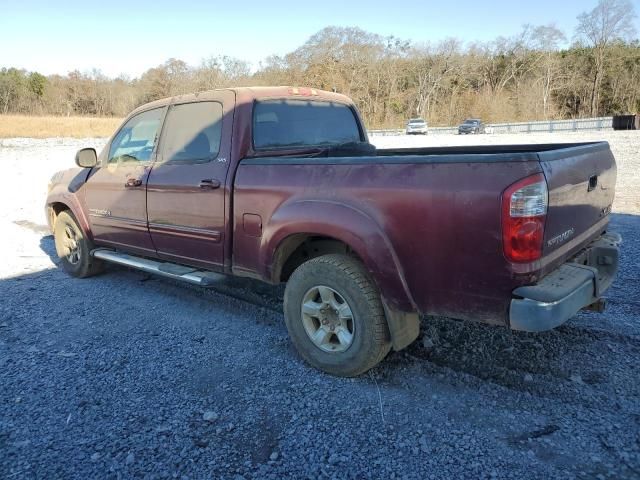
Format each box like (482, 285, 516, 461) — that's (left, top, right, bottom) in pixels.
(35, 213, 639, 400)
(37, 233, 286, 313)
(402, 316, 615, 392)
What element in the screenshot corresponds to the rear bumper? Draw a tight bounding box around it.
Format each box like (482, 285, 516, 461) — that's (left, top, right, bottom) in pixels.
(509, 232, 621, 332)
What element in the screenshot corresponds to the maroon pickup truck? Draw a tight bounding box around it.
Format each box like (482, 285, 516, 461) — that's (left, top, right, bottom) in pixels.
(46, 86, 621, 376)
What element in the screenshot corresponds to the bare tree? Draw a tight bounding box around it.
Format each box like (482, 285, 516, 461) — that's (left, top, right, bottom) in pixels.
(575, 0, 638, 115)
(1, 23, 639, 125)
(411, 39, 461, 121)
(531, 24, 566, 118)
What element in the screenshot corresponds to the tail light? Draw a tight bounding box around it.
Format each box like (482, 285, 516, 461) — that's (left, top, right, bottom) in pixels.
(501, 173, 548, 262)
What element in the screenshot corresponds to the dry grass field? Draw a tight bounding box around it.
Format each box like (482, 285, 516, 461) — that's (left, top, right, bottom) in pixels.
(0, 115, 122, 138)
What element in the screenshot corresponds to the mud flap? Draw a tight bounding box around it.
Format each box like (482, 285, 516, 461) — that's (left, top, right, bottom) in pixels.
(382, 301, 420, 351)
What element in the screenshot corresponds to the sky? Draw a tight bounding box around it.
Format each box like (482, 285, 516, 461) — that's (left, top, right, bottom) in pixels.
(1, 0, 639, 78)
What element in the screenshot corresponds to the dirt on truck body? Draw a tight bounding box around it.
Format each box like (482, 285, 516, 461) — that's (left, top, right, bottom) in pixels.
(46, 86, 621, 376)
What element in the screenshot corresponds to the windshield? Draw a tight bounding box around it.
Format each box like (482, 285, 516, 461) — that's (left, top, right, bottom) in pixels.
(253, 99, 362, 149)
(463, 120, 479, 125)
(409, 119, 425, 124)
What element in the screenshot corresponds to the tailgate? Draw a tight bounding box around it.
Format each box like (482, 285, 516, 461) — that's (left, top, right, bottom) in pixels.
(539, 142, 616, 259)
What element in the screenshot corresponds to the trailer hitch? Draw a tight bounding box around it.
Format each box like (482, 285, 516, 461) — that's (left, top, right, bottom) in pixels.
(582, 298, 607, 313)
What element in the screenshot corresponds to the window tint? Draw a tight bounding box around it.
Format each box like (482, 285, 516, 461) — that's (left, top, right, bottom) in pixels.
(253, 99, 361, 149)
(109, 108, 164, 163)
(159, 102, 223, 163)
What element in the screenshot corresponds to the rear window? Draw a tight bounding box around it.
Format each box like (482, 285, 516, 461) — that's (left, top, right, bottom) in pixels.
(253, 99, 361, 149)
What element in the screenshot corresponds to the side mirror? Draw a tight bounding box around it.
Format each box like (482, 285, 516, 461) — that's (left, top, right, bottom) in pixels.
(75, 148, 98, 168)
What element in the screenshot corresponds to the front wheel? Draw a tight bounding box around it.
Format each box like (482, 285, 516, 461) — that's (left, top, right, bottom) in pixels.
(53, 210, 104, 278)
(283, 254, 391, 377)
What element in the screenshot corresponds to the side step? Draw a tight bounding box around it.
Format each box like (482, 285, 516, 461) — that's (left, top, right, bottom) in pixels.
(91, 248, 225, 287)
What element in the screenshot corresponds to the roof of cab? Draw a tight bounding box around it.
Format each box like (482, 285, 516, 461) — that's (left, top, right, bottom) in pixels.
(129, 86, 354, 117)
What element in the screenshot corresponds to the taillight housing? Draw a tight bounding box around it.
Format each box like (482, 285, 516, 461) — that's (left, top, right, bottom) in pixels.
(501, 173, 548, 262)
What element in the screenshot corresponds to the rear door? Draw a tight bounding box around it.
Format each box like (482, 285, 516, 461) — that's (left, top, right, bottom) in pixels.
(84, 107, 166, 256)
(539, 142, 616, 258)
(146, 91, 234, 270)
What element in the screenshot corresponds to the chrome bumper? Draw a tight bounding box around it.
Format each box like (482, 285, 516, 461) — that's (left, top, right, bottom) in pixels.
(509, 232, 621, 332)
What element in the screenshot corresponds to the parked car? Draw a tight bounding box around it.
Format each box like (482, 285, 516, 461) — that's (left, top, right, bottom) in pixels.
(46, 86, 620, 377)
(405, 118, 428, 135)
(458, 118, 486, 134)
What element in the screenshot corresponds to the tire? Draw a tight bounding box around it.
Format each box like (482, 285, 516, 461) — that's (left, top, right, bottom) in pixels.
(283, 254, 391, 377)
(53, 210, 104, 278)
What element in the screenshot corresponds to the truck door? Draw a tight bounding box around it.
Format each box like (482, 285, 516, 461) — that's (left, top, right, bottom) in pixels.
(84, 107, 166, 256)
(146, 92, 234, 270)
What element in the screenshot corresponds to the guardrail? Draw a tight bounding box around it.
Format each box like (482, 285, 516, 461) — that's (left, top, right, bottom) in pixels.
(368, 117, 614, 136)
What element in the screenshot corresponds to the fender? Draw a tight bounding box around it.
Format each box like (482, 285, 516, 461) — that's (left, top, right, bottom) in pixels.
(46, 168, 93, 241)
(262, 199, 417, 314)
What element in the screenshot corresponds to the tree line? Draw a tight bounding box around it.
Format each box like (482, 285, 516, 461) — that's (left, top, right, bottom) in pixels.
(1, 0, 637, 128)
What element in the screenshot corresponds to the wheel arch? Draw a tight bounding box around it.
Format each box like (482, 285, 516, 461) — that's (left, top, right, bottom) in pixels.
(272, 234, 360, 283)
(47, 201, 69, 231)
(263, 199, 416, 313)
(45, 194, 93, 242)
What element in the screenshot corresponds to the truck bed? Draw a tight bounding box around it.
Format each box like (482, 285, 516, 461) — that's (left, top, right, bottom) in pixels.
(236, 141, 616, 325)
(376, 141, 605, 158)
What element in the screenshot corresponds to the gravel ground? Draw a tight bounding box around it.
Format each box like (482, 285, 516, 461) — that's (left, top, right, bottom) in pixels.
(1, 132, 639, 479)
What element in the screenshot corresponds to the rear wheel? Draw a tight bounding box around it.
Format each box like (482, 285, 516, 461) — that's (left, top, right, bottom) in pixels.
(53, 210, 103, 278)
(283, 254, 391, 377)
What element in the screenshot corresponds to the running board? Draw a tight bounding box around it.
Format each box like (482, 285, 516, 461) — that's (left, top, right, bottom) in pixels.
(91, 248, 225, 287)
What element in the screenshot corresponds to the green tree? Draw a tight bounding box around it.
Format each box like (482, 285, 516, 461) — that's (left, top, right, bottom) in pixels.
(28, 72, 47, 98)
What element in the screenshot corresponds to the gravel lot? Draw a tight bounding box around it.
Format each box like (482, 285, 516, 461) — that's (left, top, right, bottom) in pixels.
(1, 131, 639, 479)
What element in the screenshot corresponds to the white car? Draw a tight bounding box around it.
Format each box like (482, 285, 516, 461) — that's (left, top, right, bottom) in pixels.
(405, 118, 428, 135)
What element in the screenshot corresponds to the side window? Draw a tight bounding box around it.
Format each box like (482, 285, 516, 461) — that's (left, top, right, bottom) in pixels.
(158, 102, 223, 163)
(108, 108, 164, 164)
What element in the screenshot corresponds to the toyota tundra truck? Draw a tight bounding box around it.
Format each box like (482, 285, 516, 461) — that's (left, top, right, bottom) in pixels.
(46, 86, 621, 376)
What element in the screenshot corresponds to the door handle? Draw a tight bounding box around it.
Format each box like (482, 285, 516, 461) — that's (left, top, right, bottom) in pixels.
(199, 179, 221, 189)
(125, 177, 143, 188)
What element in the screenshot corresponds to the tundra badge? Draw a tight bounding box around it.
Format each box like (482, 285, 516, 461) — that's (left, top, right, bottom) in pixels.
(89, 208, 111, 217)
(547, 228, 575, 247)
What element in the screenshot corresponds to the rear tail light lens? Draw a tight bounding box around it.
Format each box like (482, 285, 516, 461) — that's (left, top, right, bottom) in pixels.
(502, 173, 548, 262)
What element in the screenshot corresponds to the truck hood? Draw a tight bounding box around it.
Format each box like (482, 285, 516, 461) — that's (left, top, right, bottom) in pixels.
(48, 167, 91, 194)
